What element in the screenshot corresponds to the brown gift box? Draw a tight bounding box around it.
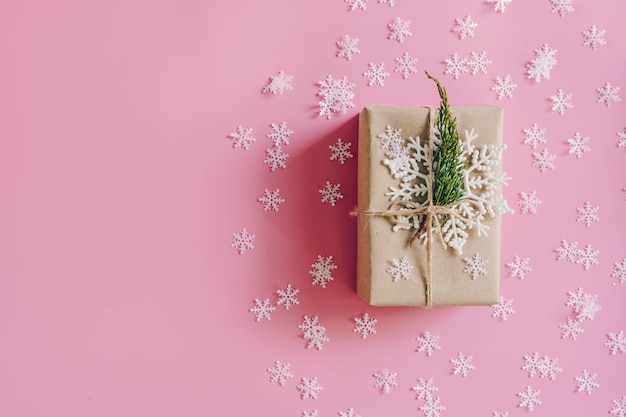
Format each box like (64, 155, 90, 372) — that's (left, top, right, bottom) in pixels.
(355, 104, 505, 307)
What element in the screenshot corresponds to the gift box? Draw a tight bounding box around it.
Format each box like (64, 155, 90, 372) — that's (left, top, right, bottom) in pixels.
(354, 103, 510, 307)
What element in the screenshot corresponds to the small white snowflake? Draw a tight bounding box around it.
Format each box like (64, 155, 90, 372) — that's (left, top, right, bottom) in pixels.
(492, 296, 515, 321)
(353, 313, 377, 339)
(491, 412, 509, 417)
(379, 0, 395, 6)
(264, 146, 289, 172)
(560, 316, 584, 340)
(309, 255, 338, 288)
(527, 43, 557, 82)
(258, 188, 285, 212)
(319, 181, 344, 207)
(268, 121, 293, 147)
(517, 191, 541, 214)
(532, 149, 556, 173)
(538, 356, 563, 380)
(486, 0, 512, 12)
(582, 25, 606, 50)
(518, 386, 541, 411)
(523, 123, 547, 149)
(420, 397, 446, 417)
(388, 17, 412, 43)
(363, 62, 390, 87)
(229, 125, 256, 150)
(444, 53, 469, 79)
(276, 284, 300, 310)
(298, 377, 323, 399)
(263, 70, 293, 95)
(318, 75, 355, 120)
(394, 52, 418, 79)
(463, 253, 489, 280)
(551, 89, 574, 115)
(491, 75, 516, 99)
(338, 408, 361, 417)
(610, 396, 626, 417)
(606, 331, 626, 355)
(612, 259, 626, 285)
(345, 0, 367, 11)
(597, 82, 621, 107)
(302, 410, 318, 417)
(337, 35, 360, 61)
(452, 15, 478, 40)
(566, 287, 600, 318)
(231, 228, 255, 254)
(412, 378, 439, 400)
(575, 369, 599, 395)
(576, 201, 599, 227)
(267, 360, 294, 386)
(617, 129, 626, 148)
(467, 51, 491, 75)
(556, 239, 579, 262)
(329, 138, 353, 164)
(507, 255, 532, 279)
(550, 0, 574, 17)
(250, 298, 276, 322)
(416, 331, 442, 357)
(451, 352, 475, 377)
(298, 316, 330, 350)
(387, 256, 414, 282)
(568, 132, 590, 158)
(373, 368, 398, 393)
(577, 244, 599, 270)
(522, 352, 542, 377)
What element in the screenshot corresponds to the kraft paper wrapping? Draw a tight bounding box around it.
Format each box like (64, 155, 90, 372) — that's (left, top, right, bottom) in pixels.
(356, 105, 504, 306)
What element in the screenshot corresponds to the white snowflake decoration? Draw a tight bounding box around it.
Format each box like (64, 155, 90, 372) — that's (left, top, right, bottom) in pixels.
(267, 360, 294, 386)
(394, 52, 418, 79)
(491, 75, 516, 99)
(468, 51, 492, 75)
(486, 0, 512, 12)
(329, 138, 353, 164)
(338, 408, 361, 417)
(373, 368, 398, 393)
(577, 244, 599, 270)
(517, 191, 541, 214)
(379, 0, 395, 6)
(612, 259, 626, 285)
(532, 149, 556, 173)
(550, 0, 574, 17)
(597, 82, 621, 107)
(263, 70, 293, 95)
(576, 201, 599, 227)
(492, 296, 515, 321)
(518, 386, 542, 411)
(258, 188, 285, 212)
(556, 239, 579, 262)
(491, 412, 509, 417)
(538, 356, 563, 380)
(387, 256, 414, 282)
(556, 319, 579, 341)
(318, 75, 355, 119)
(507, 255, 532, 279)
(416, 331, 441, 357)
(452, 15, 478, 40)
(617, 129, 626, 148)
(229, 125, 256, 150)
(420, 397, 446, 417)
(264, 146, 289, 171)
(611, 396, 626, 417)
(451, 352, 475, 377)
(413, 378, 439, 400)
(298, 377, 323, 399)
(551, 89, 574, 115)
(353, 313, 377, 339)
(527, 43, 557, 82)
(268, 121, 293, 147)
(363, 62, 390, 87)
(582, 25, 606, 50)
(276, 284, 299, 310)
(463, 252, 489, 280)
(250, 298, 276, 322)
(523, 123, 547, 149)
(345, 0, 368, 11)
(231, 228, 255, 254)
(337, 35, 360, 61)
(566, 287, 600, 319)
(319, 181, 344, 207)
(388, 17, 412, 43)
(444, 53, 469, 79)
(522, 352, 542, 377)
(309, 255, 337, 288)
(606, 331, 626, 355)
(302, 410, 318, 417)
(575, 369, 599, 395)
(568, 132, 590, 158)
(298, 316, 330, 350)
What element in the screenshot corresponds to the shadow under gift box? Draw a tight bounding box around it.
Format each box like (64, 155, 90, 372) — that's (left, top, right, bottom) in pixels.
(355, 105, 505, 307)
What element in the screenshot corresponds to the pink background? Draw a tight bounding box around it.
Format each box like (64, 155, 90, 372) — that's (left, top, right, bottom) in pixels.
(0, 1, 624, 416)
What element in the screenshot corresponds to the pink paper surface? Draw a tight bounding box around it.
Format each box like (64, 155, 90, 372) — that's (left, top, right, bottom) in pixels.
(0, 1, 624, 416)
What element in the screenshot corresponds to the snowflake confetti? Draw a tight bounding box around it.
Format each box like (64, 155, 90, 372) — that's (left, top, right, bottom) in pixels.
(523, 123, 547, 149)
(309, 255, 338, 288)
(551, 89, 574, 115)
(388, 17, 412, 43)
(527, 43, 557, 82)
(298, 316, 330, 350)
(268, 121, 293, 147)
(550, 0, 574, 17)
(250, 298, 276, 322)
(345, 0, 367, 11)
(610, 396, 626, 417)
(463, 252, 489, 280)
(560, 316, 584, 340)
(538, 356, 563, 380)
(353, 313, 377, 339)
(412, 378, 439, 400)
(577, 244, 599, 270)
(606, 331, 626, 355)
(318, 75, 355, 119)
(319, 181, 344, 207)
(329, 138, 353, 164)
(302, 410, 318, 417)
(258, 188, 285, 212)
(338, 408, 361, 417)
(517, 191, 541, 214)
(596, 82, 621, 107)
(394, 52, 418, 79)
(387, 256, 414, 282)
(276, 284, 300, 310)
(568, 132, 590, 158)
(486, 0, 512, 12)
(582, 25, 606, 50)
(416, 331, 441, 357)
(452, 15, 477, 40)
(618, 129, 626, 148)
(337, 35, 360, 61)
(444, 53, 469, 79)
(267, 360, 294, 386)
(492, 296, 515, 321)
(491, 412, 509, 417)
(451, 352, 475, 377)
(491, 75, 516, 99)
(566, 287, 601, 321)
(231, 228, 255, 254)
(522, 352, 543, 377)
(468, 51, 491, 75)
(298, 377, 323, 399)
(576, 201, 599, 227)
(264, 146, 289, 171)
(612, 259, 626, 285)
(373, 368, 398, 393)
(507, 255, 532, 279)
(556, 239, 579, 262)
(363, 62, 390, 87)
(575, 370, 599, 395)
(532, 149, 556, 173)
(420, 397, 446, 417)
(518, 386, 542, 411)
(262, 70, 293, 95)
(229, 125, 256, 150)
(379, 0, 395, 6)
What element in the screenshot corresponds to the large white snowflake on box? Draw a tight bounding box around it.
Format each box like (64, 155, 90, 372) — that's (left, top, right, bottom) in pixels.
(263, 70, 293, 95)
(309, 255, 337, 288)
(353, 313, 377, 339)
(373, 368, 398, 393)
(452, 15, 478, 40)
(387, 256, 414, 282)
(363, 62, 390, 87)
(318, 75, 355, 119)
(463, 252, 489, 280)
(388, 17, 412, 43)
(527, 43, 557, 82)
(337, 35, 360, 61)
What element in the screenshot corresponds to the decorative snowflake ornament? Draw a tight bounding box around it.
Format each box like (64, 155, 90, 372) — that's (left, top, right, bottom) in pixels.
(297, 377, 323, 399)
(268, 121, 293, 147)
(309, 255, 337, 288)
(338, 408, 361, 417)
(345, 0, 368, 11)
(387, 256, 414, 282)
(379, 0, 395, 6)
(551, 89, 574, 115)
(606, 331, 626, 355)
(373, 368, 398, 393)
(523, 123, 547, 149)
(463, 252, 489, 280)
(263, 70, 293, 95)
(329, 138, 353, 164)
(568, 132, 590, 158)
(388, 17, 412, 43)
(596, 82, 621, 107)
(612, 259, 626, 285)
(577, 244, 599, 270)
(532, 149, 556, 173)
(264, 146, 289, 171)
(229, 125, 256, 150)
(451, 352, 475, 377)
(412, 378, 439, 401)
(298, 316, 330, 350)
(576, 201, 599, 227)
(582, 25, 607, 50)
(518, 386, 541, 411)
(556, 239, 579, 262)
(267, 360, 294, 386)
(507, 255, 532, 279)
(575, 369, 599, 395)
(491, 75, 516, 99)
(250, 298, 276, 321)
(452, 15, 478, 40)
(364, 62, 390, 87)
(517, 191, 541, 214)
(486, 0, 512, 12)
(420, 397, 446, 417)
(394, 52, 418, 79)
(416, 331, 442, 356)
(468, 51, 492, 75)
(319, 181, 344, 207)
(231, 228, 255, 254)
(302, 410, 318, 417)
(318, 75, 355, 119)
(617, 129, 626, 148)
(276, 284, 300, 310)
(353, 313, 377, 339)
(610, 396, 626, 417)
(527, 43, 557, 82)
(492, 296, 515, 321)
(550, 0, 574, 17)
(258, 188, 285, 212)
(444, 53, 469, 79)
(337, 35, 360, 61)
